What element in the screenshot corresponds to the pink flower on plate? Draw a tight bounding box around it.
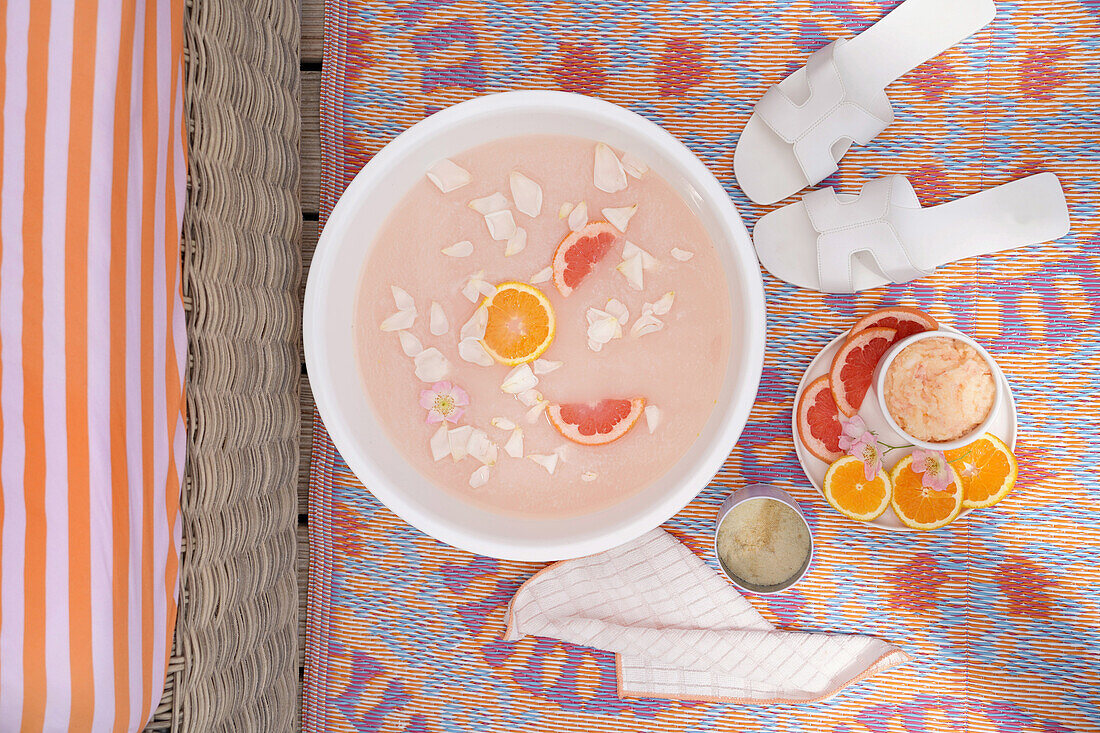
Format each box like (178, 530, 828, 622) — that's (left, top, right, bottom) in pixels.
(910, 449, 954, 492)
(419, 381, 469, 424)
(839, 415, 882, 481)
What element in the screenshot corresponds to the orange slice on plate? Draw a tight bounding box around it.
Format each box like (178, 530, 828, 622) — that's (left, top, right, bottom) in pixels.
(823, 456, 892, 521)
(849, 305, 938, 345)
(480, 281, 556, 365)
(552, 221, 621, 296)
(547, 397, 645, 445)
(890, 454, 964, 530)
(944, 433, 1018, 509)
(829, 326, 896, 416)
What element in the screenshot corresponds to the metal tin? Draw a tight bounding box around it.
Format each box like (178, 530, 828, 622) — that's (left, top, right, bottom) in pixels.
(713, 484, 814, 594)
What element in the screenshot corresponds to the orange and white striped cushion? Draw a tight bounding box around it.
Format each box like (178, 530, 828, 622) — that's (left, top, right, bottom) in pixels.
(0, 0, 186, 730)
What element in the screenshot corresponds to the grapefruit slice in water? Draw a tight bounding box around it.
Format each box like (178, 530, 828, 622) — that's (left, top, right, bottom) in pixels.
(829, 326, 896, 416)
(551, 222, 620, 297)
(849, 306, 938, 346)
(796, 375, 844, 463)
(547, 397, 645, 445)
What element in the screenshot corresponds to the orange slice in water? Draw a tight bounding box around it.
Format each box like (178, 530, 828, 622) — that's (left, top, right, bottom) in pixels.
(547, 397, 645, 446)
(552, 221, 621, 297)
(823, 456, 892, 521)
(890, 454, 964, 530)
(479, 282, 556, 366)
(944, 433, 1018, 509)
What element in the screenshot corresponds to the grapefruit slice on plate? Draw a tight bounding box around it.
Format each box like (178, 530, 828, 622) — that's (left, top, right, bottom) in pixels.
(547, 397, 645, 445)
(849, 305, 938, 346)
(552, 222, 620, 297)
(479, 281, 556, 365)
(796, 375, 844, 463)
(829, 326, 896, 416)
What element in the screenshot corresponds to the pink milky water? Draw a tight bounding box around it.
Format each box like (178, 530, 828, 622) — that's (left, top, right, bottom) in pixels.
(354, 135, 733, 518)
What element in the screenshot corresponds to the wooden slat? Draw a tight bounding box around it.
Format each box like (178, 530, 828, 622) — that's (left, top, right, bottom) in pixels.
(301, 0, 324, 64)
(301, 70, 320, 213)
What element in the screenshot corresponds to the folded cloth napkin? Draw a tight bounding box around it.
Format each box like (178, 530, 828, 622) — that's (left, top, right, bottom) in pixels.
(504, 529, 910, 703)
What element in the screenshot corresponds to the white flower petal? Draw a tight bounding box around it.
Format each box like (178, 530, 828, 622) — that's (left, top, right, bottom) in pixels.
(501, 364, 538, 394)
(651, 291, 675, 316)
(623, 241, 660, 270)
(525, 401, 549, 423)
(671, 247, 694, 261)
(380, 309, 417, 332)
(593, 143, 628, 193)
(532, 358, 562, 375)
(558, 201, 573, 219)
(413, 347, 450, 382)
(505, 227, 527, 256)
(645, 405, 661, 434)
(581, 471, 598, 482)
(616, 254, 644, 290)
(527, 453, 559, 475)
(430, 424, 450, 462)
(458, 337, 494, 367)
(398, 330, 423, 357)
(490, 417, 517, 431)
(426, 159, 471, 193)
(442, 240, 474, 257)
(602, 205, 637, 233)
(468, 192, 508, 214)
(587, 338, 604, 353)
(467, 429, 498, 466)
(461, 271, 489, 303)
(568, 201, 588, 232)
(587, 316, 621, 344)
(459, 306, 488, 340)
(630, 313, 664, 338)
(476, 279, 498, 297)
(429, 302, 449, 336)
(586, 307, 611, 326)
(604, 298, 629, 325)
(621, 151, 649, 179)
(449, 426, 473, 462)
(530, 266, 552, 284)
(516, 389, 543, 407)
(391, 286, 415, 312)
(509, 171, 543, 217)
(469, 465, 490, 488)
(504, 428, 524, 458)
(485, 210, 517, 241)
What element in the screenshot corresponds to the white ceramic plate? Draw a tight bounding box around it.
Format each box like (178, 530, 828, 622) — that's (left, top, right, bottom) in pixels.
(304, 91, 766, 560)
(792, 327, 1017, 531)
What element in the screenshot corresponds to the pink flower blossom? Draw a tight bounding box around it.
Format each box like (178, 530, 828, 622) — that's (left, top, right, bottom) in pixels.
(419, 381, 469, 424)
(910, 449, 953, 491)
(839, 415, 881, 481)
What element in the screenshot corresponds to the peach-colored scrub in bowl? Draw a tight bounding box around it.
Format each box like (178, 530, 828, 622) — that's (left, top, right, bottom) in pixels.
(883, 336, 996, 443)
(354, 135, 733, 518)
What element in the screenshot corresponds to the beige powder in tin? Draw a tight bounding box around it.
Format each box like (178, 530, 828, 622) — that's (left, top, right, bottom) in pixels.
(717, 499, 811, 588)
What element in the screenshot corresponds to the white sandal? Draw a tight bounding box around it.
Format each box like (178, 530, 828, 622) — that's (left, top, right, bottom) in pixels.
(734, 0, 995, 206)
(752, 173, 1070, 294)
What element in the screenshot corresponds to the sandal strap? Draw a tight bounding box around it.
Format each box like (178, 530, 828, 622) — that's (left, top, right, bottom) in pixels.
(803, 176, 932, 293)
(755, 40, 894, 186)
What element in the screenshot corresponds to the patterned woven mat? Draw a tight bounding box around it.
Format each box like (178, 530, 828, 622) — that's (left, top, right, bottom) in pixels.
(306, 1, 1100, 730)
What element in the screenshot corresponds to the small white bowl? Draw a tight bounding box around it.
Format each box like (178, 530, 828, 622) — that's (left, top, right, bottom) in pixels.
(873, 330, 1003, 451)
(713, 484, 814, 594)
